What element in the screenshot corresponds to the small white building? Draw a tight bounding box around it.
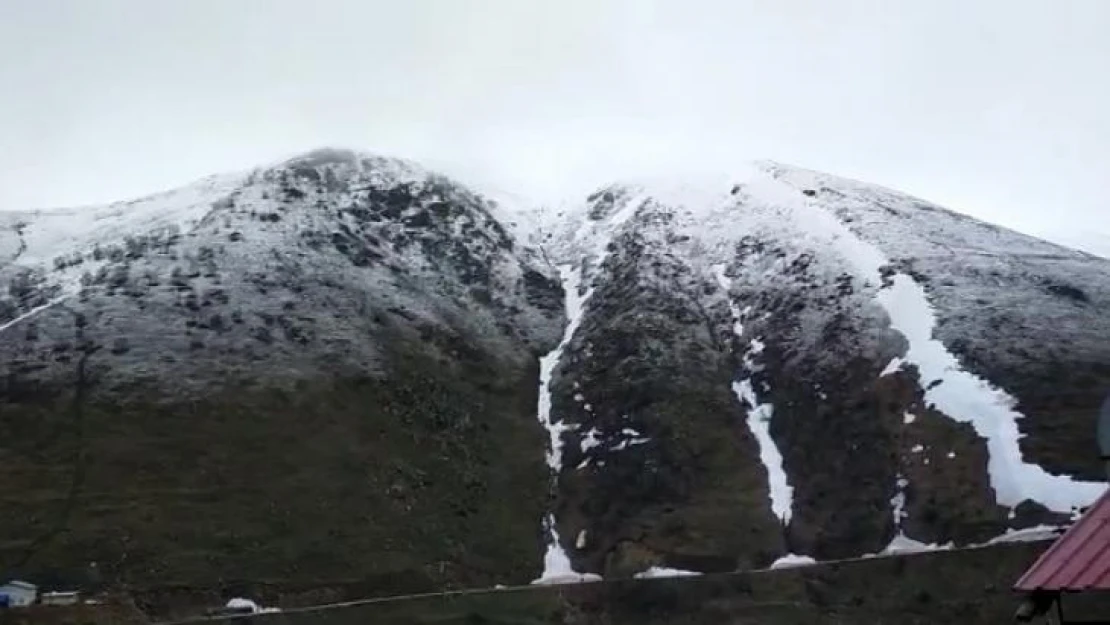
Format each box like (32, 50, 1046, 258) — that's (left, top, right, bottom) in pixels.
(0, 580, 38, 607)
(41, 591, 79, 606)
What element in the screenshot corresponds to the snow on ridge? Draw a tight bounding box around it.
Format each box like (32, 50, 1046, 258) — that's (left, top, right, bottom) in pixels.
(611, 169, 747, 215)
(0, 171, 248, 336)
(274, 147, 429, 185)
(758, 160, 920, 207)
(4, 147, 482, 277)
(714, 265, 795, 525)
(763, 160, 1103, 267)
(1034, 229, 1110, 259)
(10, 171, 247, 268)
(471, 183, 560, 251)
(573, 189, 648, 256)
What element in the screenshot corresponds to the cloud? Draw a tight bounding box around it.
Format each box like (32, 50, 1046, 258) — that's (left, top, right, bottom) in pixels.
(0, 0, 1107, 239)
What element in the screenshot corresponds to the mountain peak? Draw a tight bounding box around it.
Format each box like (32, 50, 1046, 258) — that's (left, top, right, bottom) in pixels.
(281, 146, 364, 167)
(267, 146, 429, 183)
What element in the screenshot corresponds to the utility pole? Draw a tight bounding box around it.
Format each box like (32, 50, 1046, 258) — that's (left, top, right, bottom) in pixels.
(1099, 392, 1110, 481)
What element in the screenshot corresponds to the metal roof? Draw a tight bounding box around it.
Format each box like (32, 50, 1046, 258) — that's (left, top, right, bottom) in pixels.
(1015, 487, 1110, 592)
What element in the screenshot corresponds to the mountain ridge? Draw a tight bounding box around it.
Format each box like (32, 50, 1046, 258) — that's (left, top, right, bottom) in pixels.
(1, 147, 1107, 589)
(510, 160, 1107, 573)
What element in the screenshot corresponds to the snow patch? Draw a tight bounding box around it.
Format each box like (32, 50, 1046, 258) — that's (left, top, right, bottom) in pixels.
(770, 554, 817, 569)
(225, 598, 280, 614)
(611, 437, 650, 451)
(984, 524, 1065, 545)
(890, 474, 909, 529)
(881, 357, 905, 377)
(879, 534, 954, 555)
(858, 524, 1062, 560)
(634, 566, 703, 579)
(580, 428, 602, 453)
(532, 516, 603, 585)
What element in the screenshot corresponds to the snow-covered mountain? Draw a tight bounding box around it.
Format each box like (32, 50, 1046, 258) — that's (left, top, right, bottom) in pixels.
(512, 162, 1110, 578)
(1, 149, 1107, 589)
(0, 148, 563, 588)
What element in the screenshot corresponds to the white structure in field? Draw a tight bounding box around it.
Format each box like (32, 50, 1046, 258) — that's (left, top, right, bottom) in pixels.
(40, 591, 80, 606)
(0, 580, 38, 607)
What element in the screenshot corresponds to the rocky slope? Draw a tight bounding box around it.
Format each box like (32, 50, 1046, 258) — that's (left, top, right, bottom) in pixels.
(0, 149, 563, 588)
(1, 149, 1107, 591)
(506, 162, 1110, 576)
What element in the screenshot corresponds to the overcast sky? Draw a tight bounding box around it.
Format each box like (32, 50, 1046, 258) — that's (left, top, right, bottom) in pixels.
(1, 0, 1107, 241)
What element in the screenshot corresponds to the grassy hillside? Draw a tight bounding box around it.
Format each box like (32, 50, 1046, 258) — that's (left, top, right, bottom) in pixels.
(14, 541, 1104, 625)
(0, 343, 549, 591)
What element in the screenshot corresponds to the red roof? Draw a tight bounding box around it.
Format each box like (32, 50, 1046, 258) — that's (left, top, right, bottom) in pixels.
(1015, 487, 1110, 592)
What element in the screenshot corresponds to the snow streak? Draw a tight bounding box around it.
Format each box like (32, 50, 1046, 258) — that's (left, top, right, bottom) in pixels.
(531, 194, 647, 583)
(753, 171, 1106, 514)
(714, 265, 795, 524)
(874, 277, 1105, 513)
(532, 265, 600, 584)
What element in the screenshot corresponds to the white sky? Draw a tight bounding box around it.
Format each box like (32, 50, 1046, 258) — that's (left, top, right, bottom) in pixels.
(1, 0, 1107, 242)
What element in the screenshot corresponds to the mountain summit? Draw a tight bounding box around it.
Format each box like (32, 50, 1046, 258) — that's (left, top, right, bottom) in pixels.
(1, 148, 1107, 588)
